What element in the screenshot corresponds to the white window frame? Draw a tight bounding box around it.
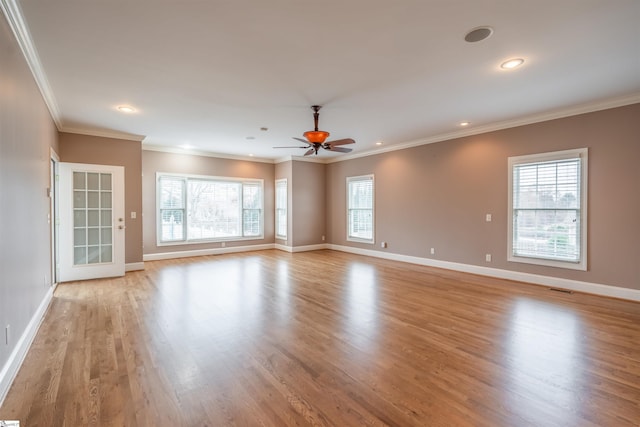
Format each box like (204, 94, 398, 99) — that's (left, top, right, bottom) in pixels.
(508, 148, 588, 270)
(156, 172, 264, 246)
(346, 174, 375, 244)
(275, 179, 287, 240)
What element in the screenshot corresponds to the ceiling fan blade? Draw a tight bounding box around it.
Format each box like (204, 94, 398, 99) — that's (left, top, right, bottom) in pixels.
(292, 137, 311, 145)
(326, 138, 355, 146)
(327, 146, 353, 153)
(273, 146, 309, 148)
(304, 148, 315, 156)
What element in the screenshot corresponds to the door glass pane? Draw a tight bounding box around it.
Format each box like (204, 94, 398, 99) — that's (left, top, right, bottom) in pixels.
(72, 170, 114, 266)
(101, 210, 112, 226)
(74, 229, 86, 246)
(74, 210, 86, 227)
(74, 191, 86, 208)
(74, 247, 87, 265)
(101, 192, 112, 208)
(101, 245, 112, 262)
(88, 210, 100, 226)
(87, 173, 99, 190)
(101, 173, 112, 190)
(88, 246, 100, 263)
(88, 191, 99, 208)
(88, 228, 99, 245)
(101, 228, 112, 245)
(73, 172, 86, 189)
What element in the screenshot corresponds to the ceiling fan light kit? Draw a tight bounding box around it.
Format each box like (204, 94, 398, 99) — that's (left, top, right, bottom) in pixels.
(303, 130, 330, 143)
(274, 105, 355, 156)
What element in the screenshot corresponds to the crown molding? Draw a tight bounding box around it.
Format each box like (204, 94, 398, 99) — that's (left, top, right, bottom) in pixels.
(325, 93, 640, 164)
(290, 155, 326, 164)
(142, 144, 275, 164)
(274, 155, 294, 164)
(60, 127, 145, 142)
(0, 0, 62, 129)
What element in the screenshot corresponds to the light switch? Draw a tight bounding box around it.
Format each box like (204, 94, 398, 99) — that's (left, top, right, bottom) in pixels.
(486, 213, 492, 222)
(131, 212, 137, 219)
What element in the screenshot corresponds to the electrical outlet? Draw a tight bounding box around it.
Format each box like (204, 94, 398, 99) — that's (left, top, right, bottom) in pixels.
(430, 248, 435, 255)
(321, 235, 325, 241)
(486, 254, 492, 262)
(381, 242, 387, 248)
(486, 213, 492, 222)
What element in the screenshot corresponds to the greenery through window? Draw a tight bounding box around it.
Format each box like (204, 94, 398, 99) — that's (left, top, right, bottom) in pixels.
(158, 174, 263, 244)
(508, 149, 587, 270)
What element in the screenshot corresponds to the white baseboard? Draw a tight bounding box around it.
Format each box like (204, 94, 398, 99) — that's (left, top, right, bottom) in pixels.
(275, 243, 329, 253)
(143, 243, 275, 261)
(328, 244, 640, 302)
(0, 286, 54, 407)
(125, 262, 145, 272)
(292, 244, 329, 252)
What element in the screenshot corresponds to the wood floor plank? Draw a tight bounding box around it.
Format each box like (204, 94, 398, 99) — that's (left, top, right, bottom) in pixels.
(1, 249, 639, 426)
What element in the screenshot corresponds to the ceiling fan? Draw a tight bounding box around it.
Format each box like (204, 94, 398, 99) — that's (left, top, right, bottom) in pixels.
(274, 105, 355, 156)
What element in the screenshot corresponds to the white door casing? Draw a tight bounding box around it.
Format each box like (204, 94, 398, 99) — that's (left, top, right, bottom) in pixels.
(59, 163, 125, 281)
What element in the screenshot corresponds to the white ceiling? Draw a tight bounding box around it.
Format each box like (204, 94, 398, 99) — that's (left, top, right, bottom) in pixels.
(9, 0, 640, 161)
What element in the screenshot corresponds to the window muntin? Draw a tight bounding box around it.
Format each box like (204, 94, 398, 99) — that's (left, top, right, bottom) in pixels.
(508, 149, 587, 270)
(275, 179, 287, 239)
(347, 175, 374, 243)
(157, 174, 263, 244)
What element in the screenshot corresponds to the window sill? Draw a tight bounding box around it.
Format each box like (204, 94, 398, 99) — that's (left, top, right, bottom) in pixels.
(347, 237, 375, 245)
(508, 255, 587, 271)
(157, 235, 265, 247)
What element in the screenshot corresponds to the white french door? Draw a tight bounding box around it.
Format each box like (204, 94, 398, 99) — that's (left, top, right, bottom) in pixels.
(59, 163, 125, 281)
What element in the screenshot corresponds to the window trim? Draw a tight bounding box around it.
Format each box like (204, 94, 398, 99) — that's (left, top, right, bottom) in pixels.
(346, 174, 375, 244)
(275, 178, 287, 240)
(156, 172, 264, 246)
(507, 148, 588, 270)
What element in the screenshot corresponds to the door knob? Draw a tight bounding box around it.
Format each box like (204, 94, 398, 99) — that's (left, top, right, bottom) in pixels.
(119, 225, 126, 230)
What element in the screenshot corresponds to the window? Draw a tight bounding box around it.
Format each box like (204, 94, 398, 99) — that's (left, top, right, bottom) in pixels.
(157, 174, 263, 244)
(275, 179, 287, 239)
(508, 148, 587, 270)
(347, 174, 374, 243)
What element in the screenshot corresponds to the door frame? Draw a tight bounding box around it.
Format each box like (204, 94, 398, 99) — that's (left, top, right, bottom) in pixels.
(50, 149, 60, 285)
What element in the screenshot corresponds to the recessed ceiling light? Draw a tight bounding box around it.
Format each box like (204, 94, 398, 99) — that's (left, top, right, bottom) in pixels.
(500, 58, 525, 70)
(459, 121, 470, 127)
(260, 127, 268, 132)
(117, 105, 136, 113)
(464, 26, 493, 43)
(375, 141, 383, 146)
(179, 144, 194, 150)
(246, 136, 256, 140)
(249, 153, 254, 157)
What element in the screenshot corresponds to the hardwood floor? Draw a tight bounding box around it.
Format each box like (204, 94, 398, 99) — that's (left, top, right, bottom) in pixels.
(1, 250, 639, 426)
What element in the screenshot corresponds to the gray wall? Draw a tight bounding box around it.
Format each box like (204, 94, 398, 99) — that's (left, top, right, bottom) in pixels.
(291, 161, 326, 247)
(327, 104, 640, 290)
(0, 12, 58, 379)
(142, 150, 275, 255)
